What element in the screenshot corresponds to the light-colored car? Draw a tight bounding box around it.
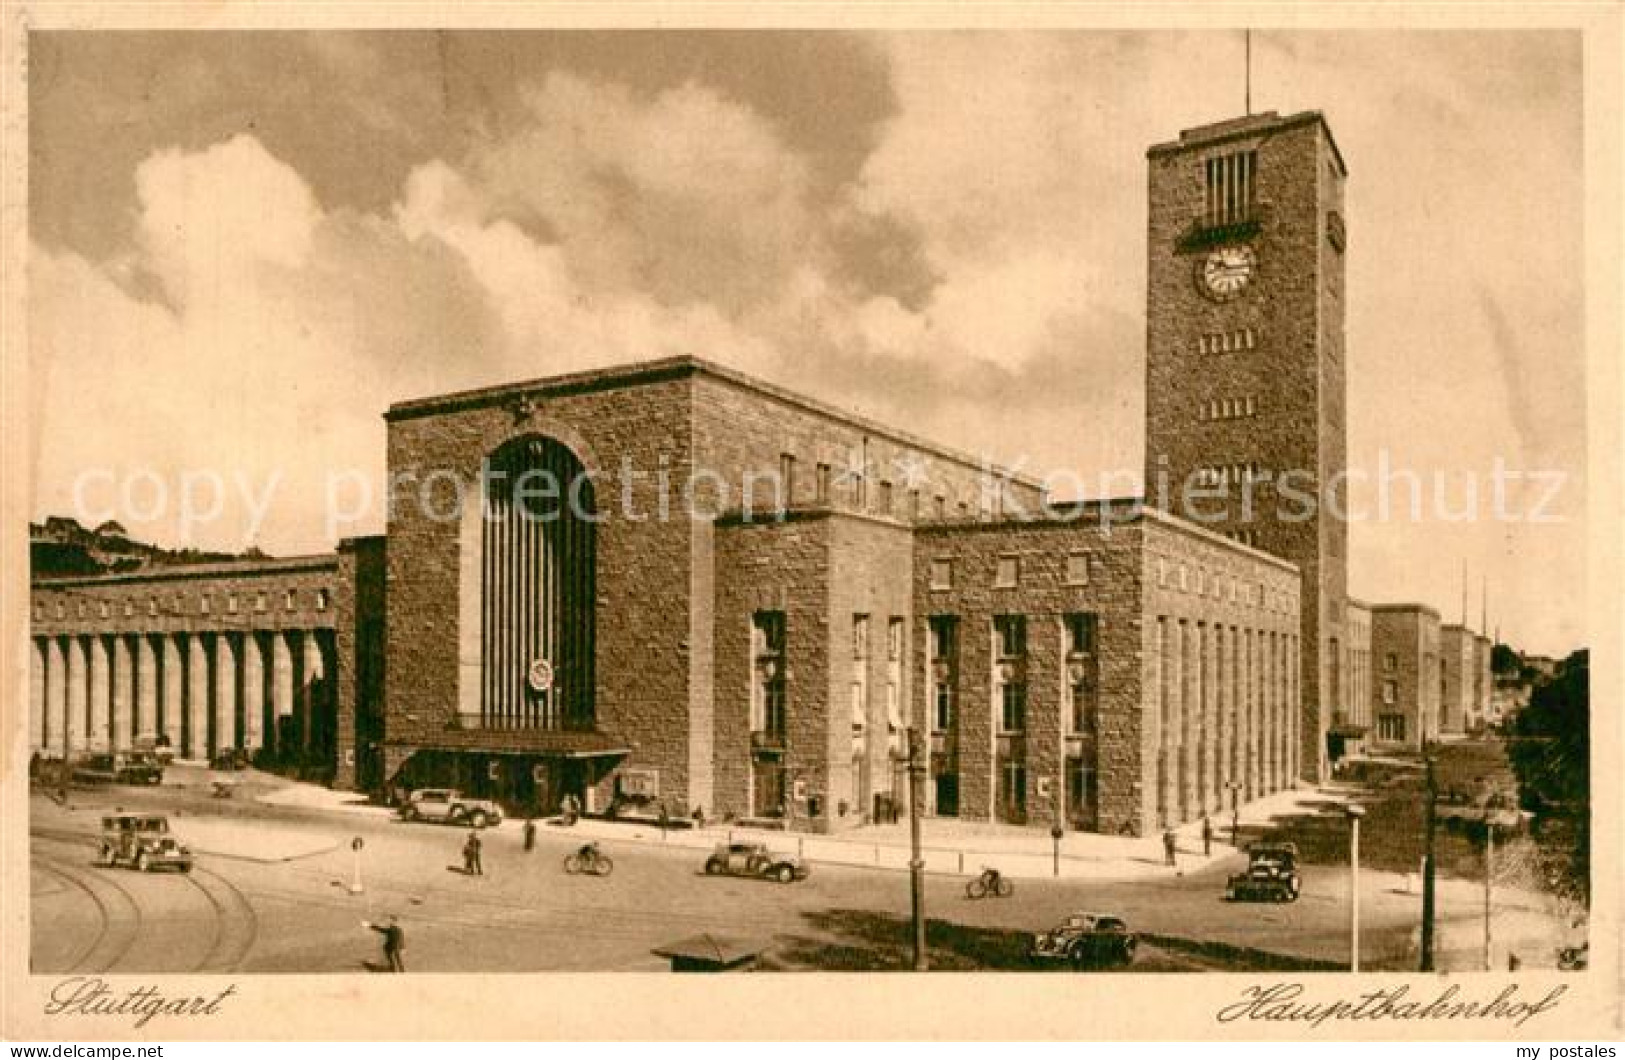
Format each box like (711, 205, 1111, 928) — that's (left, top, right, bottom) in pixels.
(97, 813, 193, 873)
(400, 787, 503, 828)
(703, 841, 807, 884)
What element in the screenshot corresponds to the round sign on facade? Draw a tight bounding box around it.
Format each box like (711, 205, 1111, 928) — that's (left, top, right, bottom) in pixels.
(527, 658, 554, 693)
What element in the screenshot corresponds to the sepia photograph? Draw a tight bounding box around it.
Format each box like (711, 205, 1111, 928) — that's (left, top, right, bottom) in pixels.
(3, 5, 1620, 1043)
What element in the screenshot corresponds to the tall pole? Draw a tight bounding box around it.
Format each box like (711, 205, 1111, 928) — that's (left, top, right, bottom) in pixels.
(1347, 804, 1365, 972)
(1483, 816, 1495, 970)
(907, 726, 928, 971)
(1420, 754, 1437, 970)
(1244, 30, 1252, 115)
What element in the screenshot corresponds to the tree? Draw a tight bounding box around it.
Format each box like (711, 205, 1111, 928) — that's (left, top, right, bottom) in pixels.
(1491, 642, 1522, 675)
(1506, 650, 1589, 905)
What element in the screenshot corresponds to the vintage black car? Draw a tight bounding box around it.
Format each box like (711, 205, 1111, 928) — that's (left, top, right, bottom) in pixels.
(210, 747, 252, 771)
(1029, 912, 1138, 967)
(1226, 842, 1301, 902)
(702, 842, 807, 884)
(73, 752, 164, 785)
(96, 813, 193, 872)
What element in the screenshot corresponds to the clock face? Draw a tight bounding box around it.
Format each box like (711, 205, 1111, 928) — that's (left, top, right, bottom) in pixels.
(1201, 244, 1257, 299)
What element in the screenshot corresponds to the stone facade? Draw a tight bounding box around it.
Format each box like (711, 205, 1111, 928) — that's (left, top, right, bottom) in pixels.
(1336, 598, 1372, 754)
(1370, 604, 1442, 750)
(1143, 111, 1348, 785)
(1439, 624, 1476, 736)
(29, 556, 350, 773)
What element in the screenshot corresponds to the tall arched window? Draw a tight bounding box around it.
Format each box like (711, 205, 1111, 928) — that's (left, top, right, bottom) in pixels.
(481, 436, 596, 730)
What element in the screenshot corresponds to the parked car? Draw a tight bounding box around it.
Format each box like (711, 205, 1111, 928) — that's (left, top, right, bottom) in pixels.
(72, 752, 163, 785)
(703, 842, 807, 884)
(96, 813, 193, 873)
(210, 747, 251, 771)
(399, 788, 503, 828)
(1029, 911, 1138, 967)
(1226, 842, 1301, 903)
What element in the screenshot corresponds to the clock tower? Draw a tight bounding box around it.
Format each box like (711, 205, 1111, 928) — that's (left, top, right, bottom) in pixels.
(1143, 110, 1348, 786)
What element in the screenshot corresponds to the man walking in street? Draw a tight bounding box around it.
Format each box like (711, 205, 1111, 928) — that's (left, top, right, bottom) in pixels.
(463, 830, 484, 876)
(1163, 828, 1178, 867)
(523, 816, 537, 852)
(363, 914, 405, 972)
(1201, 815, 1213, 857)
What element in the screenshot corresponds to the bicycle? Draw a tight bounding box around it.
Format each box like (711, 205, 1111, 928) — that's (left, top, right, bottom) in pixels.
(563, 842, 614, 877)
(965, 866, 1013, 899)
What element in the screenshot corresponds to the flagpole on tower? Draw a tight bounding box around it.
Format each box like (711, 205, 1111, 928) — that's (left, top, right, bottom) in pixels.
(1245, 30, 1253, 115)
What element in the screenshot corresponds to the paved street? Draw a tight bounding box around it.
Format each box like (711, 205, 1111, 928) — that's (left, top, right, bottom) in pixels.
(27, 773, 1511, 974)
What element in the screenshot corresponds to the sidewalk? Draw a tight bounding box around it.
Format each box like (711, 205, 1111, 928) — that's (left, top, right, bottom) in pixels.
(248, 772, 1341, 880)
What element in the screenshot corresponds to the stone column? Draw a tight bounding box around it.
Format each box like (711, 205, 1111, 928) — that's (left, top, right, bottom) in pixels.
(89, 636, 111, 752)
(162, 635, 185, 752)
(187, 635, 211, 759)
(1177, 621, 1195, 824)
(111, 635, 133, 751)
(215, 633, 238, 755)
(272, 632, 295, 753)
(67, 636, 89, 754)
(48, 637, 68, 758)
(30, 638, 46, 753)
(136, 635, 159, 743)
(242, 633, 265, 752)
(299, 630, 324, 751)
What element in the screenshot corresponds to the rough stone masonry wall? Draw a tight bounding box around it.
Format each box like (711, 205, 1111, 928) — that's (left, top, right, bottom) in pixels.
(827, 513, 916, 833)
(1140, 517, 1301, 830)
(912, 515, 1147, 835)
(1439, 625, 1475, 735)
(1370, 607, 1440, 750)
(1144, 114, 1346, 787)
(333, 536, 386, 791)
(382, 374, 701, 810)
(712, 513, 831, 828)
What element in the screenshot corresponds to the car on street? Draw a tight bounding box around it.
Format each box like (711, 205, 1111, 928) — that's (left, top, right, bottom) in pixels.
(210, 747, 252, 771)
(702, 841, 808, 883)
(72, 752, 164, 785)
(399, 787, 504, 828)
(96, 813, 194, 872)
(1028, 911, 1138, 968)
(1226, 842, 1301, 902)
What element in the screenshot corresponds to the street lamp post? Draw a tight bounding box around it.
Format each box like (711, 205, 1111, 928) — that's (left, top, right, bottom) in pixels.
(1482, 808, 1496, 971)
(1226, 781, 1242, 843)
(906, 726, 928, 972)
(1345, 803, 1366, 972)
(1421, 752, 1438, 971)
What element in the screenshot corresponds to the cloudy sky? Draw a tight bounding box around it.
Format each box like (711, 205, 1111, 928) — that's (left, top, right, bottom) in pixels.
(27, 30, 1584, 654)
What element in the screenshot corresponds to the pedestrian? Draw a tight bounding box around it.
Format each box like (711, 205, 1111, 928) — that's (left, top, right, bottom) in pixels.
(1162, 828, 1178, 867)
(523, 817, 536, 852)
(657, 802, 671, 838)
(1202, 815, 1213, 857)
(463, 830, 484, 875)
(363, 914, 405, 972)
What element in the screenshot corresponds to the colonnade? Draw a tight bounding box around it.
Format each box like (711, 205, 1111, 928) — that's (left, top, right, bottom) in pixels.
(29, 629, 334, 762)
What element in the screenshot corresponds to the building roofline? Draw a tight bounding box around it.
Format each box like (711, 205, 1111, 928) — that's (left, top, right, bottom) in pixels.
(32, 553, 339, 589)
(916, 496, 1300, 576)
(1370, 602, 1442, 617)
(1147, 109, 1348, 177)
(714, 503, 912, 533)
(384, 355, 1046, 491)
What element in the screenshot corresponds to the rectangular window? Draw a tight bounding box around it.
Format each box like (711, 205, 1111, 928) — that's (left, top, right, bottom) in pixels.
(1382, 679, 1398, 705)
(929, 557, 953, 591)
(148, 598, 158, 616)
(879, 480, 893, 514)
(255, 592, 267, 613)
(887, 617, 904, 661)
(198, 595, 210, 616)
(1000, 682, 1027, 733)
(226, 593, 238, 614)
(815, 463, 831, 503)
(285, 589, 297, 611)
(852, 614, 870, 660)
(752, 611, 787, 738)
(995, 555, 1019, 589)
(934, 495, 947, 519)
(1066, 551, 1091, 585)
(928, 616, 957, 733)
(780, 453, 797, 501)
(1384, 652, 1398, 672)
(315, 589, 329, 612)
(1066, 613, 1097, 656)
(1205, 149, 1257, 227)
(994, 614, 1027, 659)
(122, 601, 133, 618)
